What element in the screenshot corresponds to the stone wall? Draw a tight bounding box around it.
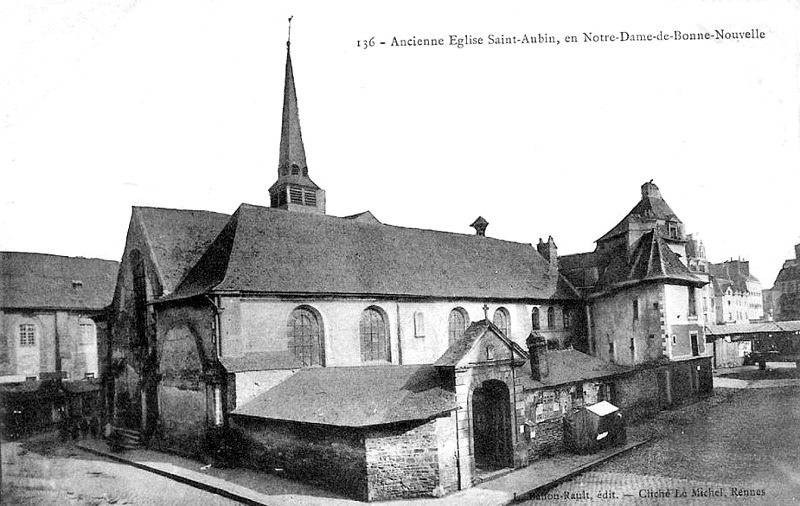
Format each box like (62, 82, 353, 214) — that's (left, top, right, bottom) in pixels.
(230, 416, 368, 500)
(364, 417, 456, 500)
(613, 368, 660, 422)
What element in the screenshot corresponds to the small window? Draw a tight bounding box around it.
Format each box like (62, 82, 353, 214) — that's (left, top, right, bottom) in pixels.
(633, 299, 639, 320)
(79, 322, 96, 344)
(289, 186, 303, 204)
(493, 307, 510, 336)
(648, 334, 655, 339)
(608, 342, 615, 362)
(413, 311, 425, 338)
(531, 307, 540, 330)
(653, 302, 659, 310)
(688, 287, 697, 317)
(563, 309, 571, 329)
(19, 324, 36, 347)
(668, 221, 679, 239)
(547, 307, 555, 329)
(71, 280, 83, 289)
(671, 335, 677, 345)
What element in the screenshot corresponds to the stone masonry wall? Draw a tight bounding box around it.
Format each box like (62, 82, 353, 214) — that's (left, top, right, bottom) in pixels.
(364, 417, 455, 501)
(230, 416, 368, 500)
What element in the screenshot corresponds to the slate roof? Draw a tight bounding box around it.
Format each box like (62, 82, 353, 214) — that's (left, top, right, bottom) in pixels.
(166, 203, 580, 302)
(705, 320, 800, 338)
(434, 319, 527, 367)
(134, 207, 230, 294)
(520, 348, 633, 389)
(598, 190, 681, 243)
(0, 252, 118, 310)
(774, 264, 800, 284)
(592, 231, 704, 294)
(231, 365, 457, 427)
(219, 351, 302, 373)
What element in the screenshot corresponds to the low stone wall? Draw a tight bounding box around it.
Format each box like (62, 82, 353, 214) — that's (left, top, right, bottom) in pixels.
(230, 416, 368, 500)
(614, 367, 661, 423)
(364, 417, 456, 500)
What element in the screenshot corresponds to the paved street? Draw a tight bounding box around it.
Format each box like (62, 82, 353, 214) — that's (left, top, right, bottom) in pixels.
(1, 434, 240, 506)
(527, 383, 800, 505)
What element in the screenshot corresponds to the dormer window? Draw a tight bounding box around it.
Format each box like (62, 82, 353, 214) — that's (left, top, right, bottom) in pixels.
(668, 221, 679, 239)
(72, 280, 83, 289)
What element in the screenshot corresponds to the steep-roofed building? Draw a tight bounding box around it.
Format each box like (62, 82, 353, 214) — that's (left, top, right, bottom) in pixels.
(764, 243, 800, 321)
(105, 39, 609, 500)
(560, 181, 711, 368)
(1, 252, 118, 382)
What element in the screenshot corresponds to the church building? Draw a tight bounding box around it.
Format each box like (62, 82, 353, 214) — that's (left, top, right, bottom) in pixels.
(104, 38, 706, 501)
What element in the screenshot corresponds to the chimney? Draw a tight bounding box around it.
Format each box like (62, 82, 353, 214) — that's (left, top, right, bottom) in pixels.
(537, 236, 558, 267)
(526, 332, 549, 381)
(795, 243, 800, 260)
(641, 179, 662, 199)
(470, 216, 489, 236)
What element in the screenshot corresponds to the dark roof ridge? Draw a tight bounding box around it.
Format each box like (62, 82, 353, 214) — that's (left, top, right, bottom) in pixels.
(0, 251, 118, 263)
(131, 204, 230, 216)
(236, 202, 540, 248)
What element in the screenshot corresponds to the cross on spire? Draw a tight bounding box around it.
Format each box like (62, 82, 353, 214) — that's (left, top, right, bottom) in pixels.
(483, 304, 490, 320)
(287, 16, 293, 48)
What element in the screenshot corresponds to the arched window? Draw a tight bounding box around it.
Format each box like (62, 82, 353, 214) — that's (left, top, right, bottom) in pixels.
(448, 308, 469, 345)
(19, 323, 36, 347)
(493, 307, 510, 336)
(287, 307, 325, 367)
(531, 307, 540, 330)
(360, 307, 390, 362)
(547, 307, 555, 329)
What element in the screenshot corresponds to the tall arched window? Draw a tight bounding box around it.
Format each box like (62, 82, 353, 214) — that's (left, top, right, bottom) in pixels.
(547, 307, 555, 329)
(287, 307, 325, 367)
(360, 307, 390, 362)
(493, 307, 510, 337)
(531, 307, 540, 330)
(448, 308, 469, 345)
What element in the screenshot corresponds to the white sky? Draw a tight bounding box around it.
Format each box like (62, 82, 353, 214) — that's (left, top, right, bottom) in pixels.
(2, 0, 799, 287)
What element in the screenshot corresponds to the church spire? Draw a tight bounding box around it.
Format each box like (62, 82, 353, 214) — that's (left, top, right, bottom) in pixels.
(278, 16, 307, 176)
(269, 18, 326, 214)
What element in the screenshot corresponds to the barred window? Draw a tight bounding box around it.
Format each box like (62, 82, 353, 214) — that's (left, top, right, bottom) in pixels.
(19, 324, 36, 347)
(493, 307, 510, 336)
(287, 307, 324, 367)
(360, 307, 390, 362)
(448, 308, 469, 345)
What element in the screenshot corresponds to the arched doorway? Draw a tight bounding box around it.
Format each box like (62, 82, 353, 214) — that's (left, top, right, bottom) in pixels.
(472, 379, 513, 470)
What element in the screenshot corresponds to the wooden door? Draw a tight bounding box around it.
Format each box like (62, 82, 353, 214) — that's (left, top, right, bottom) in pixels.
(472, 380, 512, 470)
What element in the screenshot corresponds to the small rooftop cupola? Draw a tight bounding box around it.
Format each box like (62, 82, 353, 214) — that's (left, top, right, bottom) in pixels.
(537, 236, 558, 267)
(640, 179, 662, 199)
(470, 216, 489, 236)
(269, 17, 326, 214)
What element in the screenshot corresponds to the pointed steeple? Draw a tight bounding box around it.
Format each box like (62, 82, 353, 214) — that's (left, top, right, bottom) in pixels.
(269, 18, 326, 214)
(278, 36, 307, 176)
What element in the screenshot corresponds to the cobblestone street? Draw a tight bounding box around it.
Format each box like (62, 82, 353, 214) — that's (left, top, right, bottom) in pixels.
(1, 434, 239, 506)
(526, 383, 800, 505)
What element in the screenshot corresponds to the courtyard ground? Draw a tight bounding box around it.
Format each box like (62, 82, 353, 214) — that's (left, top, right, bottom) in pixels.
(529, 371, 800, 504)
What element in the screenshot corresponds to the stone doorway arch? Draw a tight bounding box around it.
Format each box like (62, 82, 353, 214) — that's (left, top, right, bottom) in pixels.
(472, 379, 513, 470)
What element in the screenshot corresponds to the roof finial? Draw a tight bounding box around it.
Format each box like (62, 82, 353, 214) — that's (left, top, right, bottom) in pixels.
(287, 16, 293, 48)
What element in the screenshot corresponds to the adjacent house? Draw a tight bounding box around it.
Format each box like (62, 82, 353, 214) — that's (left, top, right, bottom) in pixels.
(764, 243, 800, 322)
(0, 252, 118, 436)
